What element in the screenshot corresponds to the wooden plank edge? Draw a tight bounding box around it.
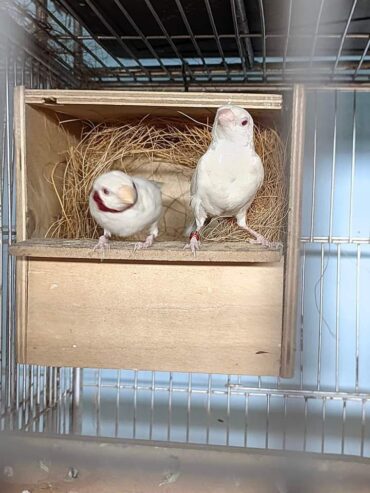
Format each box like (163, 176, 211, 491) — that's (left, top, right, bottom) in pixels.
(10, 240, 283, 264)
(23, 89, 283, 110)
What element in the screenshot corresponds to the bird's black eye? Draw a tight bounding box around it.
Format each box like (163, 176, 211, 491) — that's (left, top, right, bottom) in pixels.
(102, 187, 110, 195)
(241, 119, 248, 126)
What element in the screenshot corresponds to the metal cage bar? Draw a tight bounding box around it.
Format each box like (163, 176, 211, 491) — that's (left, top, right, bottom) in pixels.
(2, 0, 370, 463)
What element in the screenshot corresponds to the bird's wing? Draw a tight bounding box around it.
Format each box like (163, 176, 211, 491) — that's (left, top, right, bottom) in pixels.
(190, 164, 200, 198)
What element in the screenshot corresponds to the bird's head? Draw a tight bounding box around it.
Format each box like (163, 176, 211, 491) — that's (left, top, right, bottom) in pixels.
(90, 170, 137, 213)
(212, 105, 254, 146)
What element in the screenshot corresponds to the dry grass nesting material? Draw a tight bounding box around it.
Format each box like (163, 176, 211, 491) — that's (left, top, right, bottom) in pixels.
(47, 116, 287, 243)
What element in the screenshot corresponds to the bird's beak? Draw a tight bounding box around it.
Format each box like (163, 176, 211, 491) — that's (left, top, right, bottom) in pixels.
(217, 108, 235, 125)
(117, 185, 136, 205)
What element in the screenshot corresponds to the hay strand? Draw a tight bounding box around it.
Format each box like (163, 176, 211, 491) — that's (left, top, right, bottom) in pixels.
(47, 117, 287, 243)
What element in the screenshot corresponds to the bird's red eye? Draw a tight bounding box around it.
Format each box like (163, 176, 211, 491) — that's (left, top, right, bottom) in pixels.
(241, 119, 248, 126)
(102, 187, 110, 195)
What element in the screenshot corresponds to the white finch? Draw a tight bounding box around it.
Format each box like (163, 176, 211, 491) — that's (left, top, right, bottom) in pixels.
(89, 170, 162, 250)
(185, 105, 271, 254)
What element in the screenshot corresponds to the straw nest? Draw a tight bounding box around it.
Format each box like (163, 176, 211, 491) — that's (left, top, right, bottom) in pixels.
(47, 116, 287, 243)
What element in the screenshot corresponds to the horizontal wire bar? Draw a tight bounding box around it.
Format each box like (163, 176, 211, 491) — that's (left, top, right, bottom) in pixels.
(51, 33, 370, 41)
(82, 381, 370, 402)
(301, 236, 370, 244)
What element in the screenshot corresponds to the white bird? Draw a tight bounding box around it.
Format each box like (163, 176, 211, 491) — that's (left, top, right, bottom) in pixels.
(89, 170, 162, 250)
(185, 105, 271, 254)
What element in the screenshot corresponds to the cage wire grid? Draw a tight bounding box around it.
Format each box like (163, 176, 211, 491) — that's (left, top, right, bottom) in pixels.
(5, 0, 370, 86)
(1, 0, 370, 458)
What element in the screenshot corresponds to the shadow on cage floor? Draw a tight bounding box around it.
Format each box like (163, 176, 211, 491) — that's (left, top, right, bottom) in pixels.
(1, 432, 370, 492)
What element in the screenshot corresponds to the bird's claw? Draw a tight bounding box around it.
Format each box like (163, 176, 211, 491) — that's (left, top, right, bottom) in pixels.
(249, 235, 281, 249)
(134, 235, 154, 251)
(184, 235, 201, 256)
(93, 235, 110, 252)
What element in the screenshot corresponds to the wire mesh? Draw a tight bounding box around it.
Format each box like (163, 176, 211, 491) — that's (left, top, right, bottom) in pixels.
(0, 31, 75, 435)
(1, 0, 370, 461)
(7, 0, 370, 87)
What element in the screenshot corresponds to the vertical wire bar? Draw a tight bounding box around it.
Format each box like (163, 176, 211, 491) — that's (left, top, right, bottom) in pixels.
(113, 0, 173, 80)
(57, 368, 62, 434)
(226, 376, 231, 446)
(349, 91, 357, 241)
(303, 397, 308, 451)
(36, 366, 41, 406)
(265, 394, 270, 449)
(83, 0, 145, 81)
(35, 0, 109, 76)
(203, 0, 230, 77)
(230, 0, 248, 79)
(206, 374, 211, 445)
(114, 370, 120, 438)
(149, 371, 155, 440)
(48, 368, 53, 410)
(360, 400, 366, 457)
(341, 399, 347, 454)
(42, 367, 47, 426)
(282, 396, 287, 450)
(144, 0, 191, 80)
(329, 90, 338, 242)
(300, 244, 306, 389)
(133, 371, 138, 439)
(167, 372, 173, 442)
(282, 0, 293, 79)
(332, 0, 358, 74)
(257, 0, 266, 81)
(317, 244, 325, 391)
(353, 37, 370, 79)
(309, 0, 325, 69)
(71, 368, 81, 434)
(53, 368, 58, 406)
(321, 397, 326, 453)
(96, 369, 101, 437)
(244, 392, 249, 448)
(310, 91, 318, 241)
(355, 245, 360, 393)
(174, 0, 211, 80)
(186, 373, 192, 443)
(335, 245, 341, 393)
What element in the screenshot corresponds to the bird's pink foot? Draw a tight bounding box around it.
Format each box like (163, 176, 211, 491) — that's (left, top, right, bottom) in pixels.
(134, 234, 154, 251)
(249, 233, 271, 247)
(184, 231, 201, 256)
(93, 234, 110, 251)
(249, 234, 282, 249)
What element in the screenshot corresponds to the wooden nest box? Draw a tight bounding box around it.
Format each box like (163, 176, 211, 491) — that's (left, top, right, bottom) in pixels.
(11, 87, 305, 377)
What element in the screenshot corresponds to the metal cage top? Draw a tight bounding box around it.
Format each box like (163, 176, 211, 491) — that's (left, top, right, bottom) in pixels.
(5, 0, 370, 88)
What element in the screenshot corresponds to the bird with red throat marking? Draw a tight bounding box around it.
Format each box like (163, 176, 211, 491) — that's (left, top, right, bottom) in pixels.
(89, 170, 162, 251)
(185, 104, 273, 255)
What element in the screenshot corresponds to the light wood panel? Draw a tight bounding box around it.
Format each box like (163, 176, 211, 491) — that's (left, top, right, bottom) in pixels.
(21, 259, 284, 374)
(25, 105, 81, 238)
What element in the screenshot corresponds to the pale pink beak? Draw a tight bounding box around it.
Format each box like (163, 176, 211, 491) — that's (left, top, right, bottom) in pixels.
(217, 108, 235, 125)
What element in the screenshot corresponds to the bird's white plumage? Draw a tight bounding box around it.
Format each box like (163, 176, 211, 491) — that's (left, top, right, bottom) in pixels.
(89, 170, 162, 249)
(186, 105, 267, 252)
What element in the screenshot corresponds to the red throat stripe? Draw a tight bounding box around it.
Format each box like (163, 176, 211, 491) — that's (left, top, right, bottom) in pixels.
(92, 191, 124, 213)
(92, 183, 138, 213)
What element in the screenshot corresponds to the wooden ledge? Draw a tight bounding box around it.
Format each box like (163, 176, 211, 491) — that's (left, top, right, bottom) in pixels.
(10, 239, 283, 264)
